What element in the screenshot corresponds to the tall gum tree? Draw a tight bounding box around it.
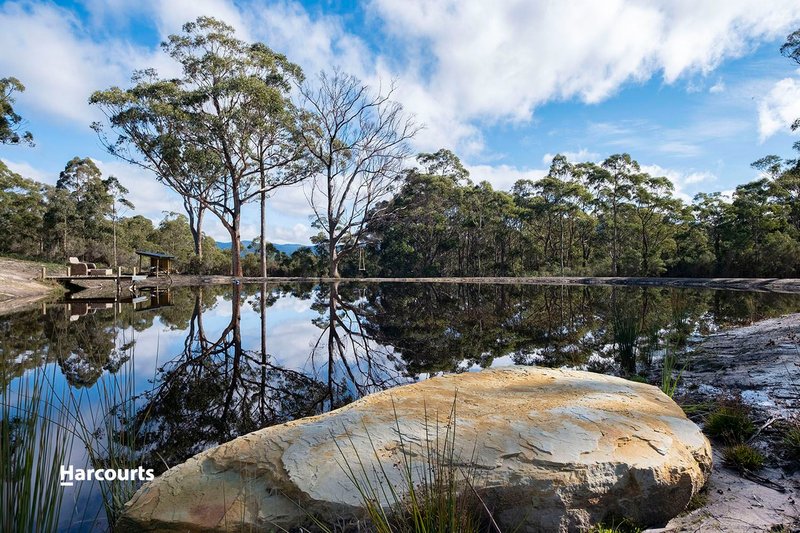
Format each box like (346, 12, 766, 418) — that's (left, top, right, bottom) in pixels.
(0, 77, 33, 146)
(299, 70, 417, 278)
(91, 17, 310, 276)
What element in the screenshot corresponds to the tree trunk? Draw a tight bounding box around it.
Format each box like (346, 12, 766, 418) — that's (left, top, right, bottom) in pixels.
(230, 225, 243, 277)
(329, 239, 339, 278)
(259, 281, 267, 423)
(112, 206, 117, 268)
(260, 190, 267, 278)
(197, 207, 204, 260)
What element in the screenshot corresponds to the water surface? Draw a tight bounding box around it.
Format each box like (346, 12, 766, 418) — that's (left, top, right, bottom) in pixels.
(2, 282, 799, 531)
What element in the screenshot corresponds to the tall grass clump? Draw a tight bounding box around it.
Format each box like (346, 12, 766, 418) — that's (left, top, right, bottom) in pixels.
(66, 338, 150, 526)
(325, 397, 500, 533)
(660, 349, 684, 398)
(723, 444, 764, 472)
(0, 366, 73, 533)
(613, 312, 639, 375)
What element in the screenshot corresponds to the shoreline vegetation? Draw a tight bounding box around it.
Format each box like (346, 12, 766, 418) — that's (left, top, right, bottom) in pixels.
(6, 255, 800, 311)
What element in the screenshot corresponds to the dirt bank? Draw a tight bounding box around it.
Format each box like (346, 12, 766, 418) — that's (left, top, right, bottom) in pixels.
(650, 313, 800, 532)
(138, 275, 800, 293)
(0, 257, 63, 315)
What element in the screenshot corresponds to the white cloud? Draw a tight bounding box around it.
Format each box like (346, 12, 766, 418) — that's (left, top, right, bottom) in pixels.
(92, 158, 184, 222)
(758, 77, 800, 141)
(6, 0, 798, 156)
(0, 2, 161, 125)
(2, 158, 50, 183)
(709, 79, 726, 93)
(641, 163, 717, 202)
(371, 0, 800, 137)
(465, 164, 547, 191)
(542, 149, 600, 166)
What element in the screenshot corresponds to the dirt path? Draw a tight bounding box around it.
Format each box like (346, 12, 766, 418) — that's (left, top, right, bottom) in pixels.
(0, 257, 63, 315)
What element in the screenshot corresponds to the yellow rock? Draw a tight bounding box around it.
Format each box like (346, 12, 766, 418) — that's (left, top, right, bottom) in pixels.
(118, 366, 711, 532)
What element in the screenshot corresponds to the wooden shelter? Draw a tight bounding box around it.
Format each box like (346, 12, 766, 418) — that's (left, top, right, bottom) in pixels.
(135, 250, 176, 277)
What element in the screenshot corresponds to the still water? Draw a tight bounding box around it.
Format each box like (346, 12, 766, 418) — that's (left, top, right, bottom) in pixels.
(2, 282, 799, 531)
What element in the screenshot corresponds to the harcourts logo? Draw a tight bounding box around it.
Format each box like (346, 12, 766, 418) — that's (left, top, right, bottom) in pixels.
(60, 465, 155, 487)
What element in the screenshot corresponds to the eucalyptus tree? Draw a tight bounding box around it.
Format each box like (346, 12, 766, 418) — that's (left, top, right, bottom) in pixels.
(0, 161, 45, 255)
(42, 157, 121, 261)
(630, 174, 680, 275)
(91, 17, 310, 276)
(299, 70, 417, 278)
(692, 192, 731, 275)
(0, 77, 33, 146)
(532, 155, 592, 274)
(585, 154, 642, 275)
(105, 176, 134, 267)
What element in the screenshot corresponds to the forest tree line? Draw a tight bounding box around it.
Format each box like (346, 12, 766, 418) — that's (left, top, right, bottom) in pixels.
(1, 20, 800, 278)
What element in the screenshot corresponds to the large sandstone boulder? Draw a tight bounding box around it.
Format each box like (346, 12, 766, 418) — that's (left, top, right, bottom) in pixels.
(118, 367, 711, 532)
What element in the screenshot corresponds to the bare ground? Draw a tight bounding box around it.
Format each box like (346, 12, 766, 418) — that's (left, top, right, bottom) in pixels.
(647, 313, 800, 532)
(0, 257, 64, 315)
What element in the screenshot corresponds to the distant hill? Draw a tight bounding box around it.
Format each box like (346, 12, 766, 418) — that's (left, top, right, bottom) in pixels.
(216, 241, 307, 256)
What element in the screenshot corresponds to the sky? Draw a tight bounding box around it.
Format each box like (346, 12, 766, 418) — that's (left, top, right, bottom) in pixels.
(2, 0, 800, 244)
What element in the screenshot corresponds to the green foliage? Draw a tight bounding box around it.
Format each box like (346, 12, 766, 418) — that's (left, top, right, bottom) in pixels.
(660, 350, 684, 398)
(782, 422, 800, 461)
(723, 444, 765, 471)
(704, 404, 755, 444)
(0, 76, 33, 145)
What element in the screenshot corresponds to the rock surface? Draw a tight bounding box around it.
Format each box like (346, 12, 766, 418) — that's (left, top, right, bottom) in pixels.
(118, 366, 711, 532)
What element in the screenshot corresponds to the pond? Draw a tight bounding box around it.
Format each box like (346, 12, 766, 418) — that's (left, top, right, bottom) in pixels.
(2, 282, 800, 532)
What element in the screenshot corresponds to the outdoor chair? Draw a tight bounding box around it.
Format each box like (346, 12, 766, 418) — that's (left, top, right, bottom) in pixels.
(67, 256, 95, 276)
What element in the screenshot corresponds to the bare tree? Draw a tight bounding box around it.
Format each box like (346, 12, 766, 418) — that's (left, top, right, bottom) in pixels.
(299, 70, 418, 277)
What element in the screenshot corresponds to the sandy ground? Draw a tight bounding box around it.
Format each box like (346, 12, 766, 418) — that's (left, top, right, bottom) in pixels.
(0, 257, 64, 315)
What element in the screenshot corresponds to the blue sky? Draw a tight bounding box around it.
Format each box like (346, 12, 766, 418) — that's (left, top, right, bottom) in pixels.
(2, 0, 800, 244)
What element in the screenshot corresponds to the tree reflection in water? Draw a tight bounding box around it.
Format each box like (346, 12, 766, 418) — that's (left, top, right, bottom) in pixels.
(133, 284, 326, 472)
(2, 282, 800, 476)
(309, 282, 407, 412)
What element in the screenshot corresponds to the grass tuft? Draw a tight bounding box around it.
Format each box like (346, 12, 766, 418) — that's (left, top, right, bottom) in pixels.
(660, 349, 685, 398)
(723, 444, 764, 472)
(782, 422, 800, 462)
(588, 517, 642, 533)
(703, 403, 755, 444)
